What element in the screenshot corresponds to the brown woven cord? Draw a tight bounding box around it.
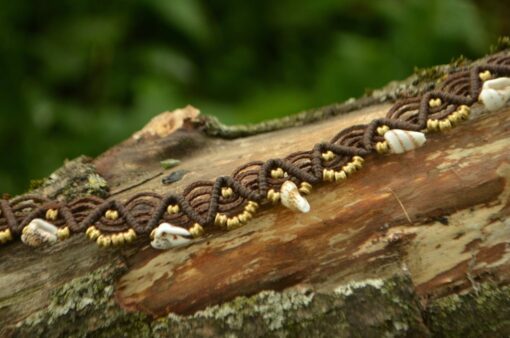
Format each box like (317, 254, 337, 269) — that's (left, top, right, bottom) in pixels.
(1, 54, 509, 246)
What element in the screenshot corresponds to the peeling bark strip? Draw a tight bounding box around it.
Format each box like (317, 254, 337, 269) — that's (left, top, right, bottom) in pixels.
(1, 51, 510, 337)
(1, 53, 510, 250)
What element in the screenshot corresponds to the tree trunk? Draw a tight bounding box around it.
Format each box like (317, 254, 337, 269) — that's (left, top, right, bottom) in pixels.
(2, 52, 510, 338)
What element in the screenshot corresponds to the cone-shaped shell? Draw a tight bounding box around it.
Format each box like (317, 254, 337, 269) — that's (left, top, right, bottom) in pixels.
(280, 180, 310, 213)
(479, 77, 510, 112)
(150, 222, 192, 250)
(383, 129, 426, 154)
(21, 218, 58, 247)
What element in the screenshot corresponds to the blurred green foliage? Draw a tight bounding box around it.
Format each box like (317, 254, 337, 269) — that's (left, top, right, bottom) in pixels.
(0, 0, 508, 194)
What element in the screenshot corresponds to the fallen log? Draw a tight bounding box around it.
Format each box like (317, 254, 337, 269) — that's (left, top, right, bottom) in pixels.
(1, 51, 510, 338)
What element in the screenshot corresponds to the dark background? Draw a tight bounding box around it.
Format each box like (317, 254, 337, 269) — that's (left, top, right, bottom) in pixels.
(1, 0, 508, 194)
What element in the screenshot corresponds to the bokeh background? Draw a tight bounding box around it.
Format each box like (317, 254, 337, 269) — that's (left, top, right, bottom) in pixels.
(1, 0, 508, 194)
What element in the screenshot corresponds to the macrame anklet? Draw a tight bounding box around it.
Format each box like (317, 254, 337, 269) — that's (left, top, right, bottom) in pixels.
(1, 54, 510, 250)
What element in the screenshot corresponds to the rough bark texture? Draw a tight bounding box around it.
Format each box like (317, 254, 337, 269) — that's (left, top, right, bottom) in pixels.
(1, 53, 510, 337)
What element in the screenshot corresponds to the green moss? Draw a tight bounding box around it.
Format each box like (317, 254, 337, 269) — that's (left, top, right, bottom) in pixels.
(426, 283, 510, 338)
(28, 178, 47, 192)
(151, 274, 429, 338)
(15, 262, 151, 338)
(27, 156, 110, 201)
(489, 36, 510, 54)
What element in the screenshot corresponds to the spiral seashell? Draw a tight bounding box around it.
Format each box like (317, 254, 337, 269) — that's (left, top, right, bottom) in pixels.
(150, 223, 192, 250)
(478, 77, 510, 112)
(21, 218, 59, 247)
(383, 129, 426, 154)
(280, 180, 310, 213)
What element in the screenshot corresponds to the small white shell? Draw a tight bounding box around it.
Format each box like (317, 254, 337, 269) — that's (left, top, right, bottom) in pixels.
(21, 218, 58, 247)
(383, 129, 426, 154)
(478, 77, 510, 112)
(280, 180, 310, 213)
(150, 223, 192, 250)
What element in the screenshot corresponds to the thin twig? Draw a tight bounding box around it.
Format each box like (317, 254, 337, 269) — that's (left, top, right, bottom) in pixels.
(110, 171, 164, 197)
(387, 187, 413, 224)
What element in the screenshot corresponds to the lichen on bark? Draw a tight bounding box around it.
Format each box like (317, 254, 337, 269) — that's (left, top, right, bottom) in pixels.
(28, 155, 109, 201)
(426, 283, 510, 338)
(151, 274, 429, 338)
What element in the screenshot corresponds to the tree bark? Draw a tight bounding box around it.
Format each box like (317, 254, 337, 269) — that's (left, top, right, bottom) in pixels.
(1, 52, 510, 338)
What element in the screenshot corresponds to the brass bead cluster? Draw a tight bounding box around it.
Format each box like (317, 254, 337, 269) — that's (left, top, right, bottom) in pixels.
(45, 208, 59, 221)
(215, 201, 259, 230)
(167, 204, 180, 214)
(189, 223, 204, 237)
(323, 156, 364, 182)
(105, 209, 119, 220)
(374, 125, 391, 154)
(428, 98, 442, 108)
(375, 141, 389, 154)
(57, 227, 70, 240)
(299, 182, 312, 195)
(427, 105, 470, 132)
(221, 187, 234, 198)
(377, 125, 390, 136)
(45, 209, 70, 240)
(86, 226, 136, 247)
(321, 150, 335, 161)
(0, 229, 12, 244)
(267, 189, 280, 203)
(270, 168, 285, 179)
(479, 70, 492, 82)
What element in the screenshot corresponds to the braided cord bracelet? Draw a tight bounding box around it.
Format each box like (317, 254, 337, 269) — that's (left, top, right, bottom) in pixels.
(1, 53, 510, 250)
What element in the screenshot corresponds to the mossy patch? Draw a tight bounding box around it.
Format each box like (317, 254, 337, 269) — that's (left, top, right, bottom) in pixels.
(151, 274, 429, 338)
(27, 156, 109, 201)
(425, 283, 510, 338)
(14, 261, 152, 338)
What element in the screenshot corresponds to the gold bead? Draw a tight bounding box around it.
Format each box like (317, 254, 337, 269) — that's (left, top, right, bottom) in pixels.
(321, 150, 335, 161)
(342, 162, 357, 175)
(86, 226, 100, 240)
(247, 201, 259, 209)
(105, 210, 119, 221)
(479, 70, 491, 81)
(215, 213, 228, 226)
(242, 211, 253, 222)
(458, 105, 470, 120)
(438, 119, 452, 131)
(111, 233, 125, 246)
(352, 156, 364, 164)
(57, 227, 70, 240)
(428, 98, 442, 108)
(221, 187, 233, 198)
(323, 169, 335, 182)
(237, 212, 249, 224)
(97, 235, 111, 247)
(270, 168, 284, 179)
(267, 189, 280, 203)
(167, 204, 180, 214)
(245, 201, 259, 213)
(376, 125, 390, 136)
(189, 223, 204, 238)
(124, 229, 137, 243)
(334, 170, 347, 182)
(375, 141, 389, 154)
(150, 228, 156, 240)
(227, 217, 240, 230)
(45, 209, 59, 221)
(0, 229, 13, 243)
(427, 119, 440, 132)
(299, 182, 312, 195)
(351, 158, 363, 170)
